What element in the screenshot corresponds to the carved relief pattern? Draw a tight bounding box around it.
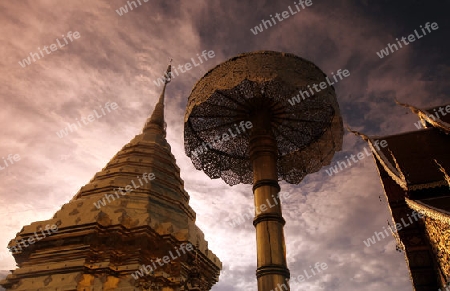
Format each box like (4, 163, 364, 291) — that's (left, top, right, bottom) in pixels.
(423, 216, 450, 283)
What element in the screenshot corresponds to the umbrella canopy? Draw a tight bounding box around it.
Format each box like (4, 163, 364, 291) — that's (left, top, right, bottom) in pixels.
(184, 51, 343, 185)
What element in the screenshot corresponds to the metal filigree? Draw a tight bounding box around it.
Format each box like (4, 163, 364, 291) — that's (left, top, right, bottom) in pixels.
(184, 51, 343, 185)
(423, 216, 450, 284)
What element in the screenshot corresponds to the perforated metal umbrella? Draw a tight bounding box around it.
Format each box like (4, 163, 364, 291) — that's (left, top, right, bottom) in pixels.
(184, 51, 343, 290)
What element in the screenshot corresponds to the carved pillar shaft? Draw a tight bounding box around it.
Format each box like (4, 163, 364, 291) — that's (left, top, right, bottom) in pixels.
(249, 112, 290, 291)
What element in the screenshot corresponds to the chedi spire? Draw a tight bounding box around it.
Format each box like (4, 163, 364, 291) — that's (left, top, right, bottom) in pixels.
(143, 62, 172, 134)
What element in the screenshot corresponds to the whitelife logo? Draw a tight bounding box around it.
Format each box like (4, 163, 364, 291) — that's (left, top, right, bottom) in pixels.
(8, 224, 58, 254)
(227, 192, 291, 228)
(363, 211, 424, 247)
(115, 0, 150, 16)
(271, 262, 328, 291)
(325, 140, 388, 176)
(56, 101, 119, 138)
(131, 243, 194, 279)
(250, 0, 313, 35)
(287, 68, 350, 106)
(0, 154, 20, 172)
(191, 121, 252, 157)
(153, 50, 215, 87)
(18, 31, 81, 68)
(413, 105, 450, 129)
(376, 22, 439, 59)
(93, 172, 155, 209)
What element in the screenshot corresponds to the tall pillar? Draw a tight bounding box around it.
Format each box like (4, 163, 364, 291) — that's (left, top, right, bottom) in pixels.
(249, 111, 290, 291)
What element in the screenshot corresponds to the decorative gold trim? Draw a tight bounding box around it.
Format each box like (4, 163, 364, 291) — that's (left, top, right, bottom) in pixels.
(348, 128, 409, 190)
(405, 198, 450, 225)
(396, 100, 450, 134)
(367, 138, 409, 190)
(417, 110, 450, 134)
(436, 160, 450, 187)
(350, 128, 449, 191)
(408, 180, 449, 191)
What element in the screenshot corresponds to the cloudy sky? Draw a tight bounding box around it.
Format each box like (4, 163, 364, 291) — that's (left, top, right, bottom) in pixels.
(1, 0, 449, 290)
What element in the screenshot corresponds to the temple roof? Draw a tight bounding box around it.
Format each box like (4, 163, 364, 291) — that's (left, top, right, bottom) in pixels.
(351, 102, 450, 290)
(355, 128, 450, 191)
(350, 102, 450, 192)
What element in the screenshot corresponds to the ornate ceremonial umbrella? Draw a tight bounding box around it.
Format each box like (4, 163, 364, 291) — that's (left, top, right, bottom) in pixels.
(184, 51, 343, 290)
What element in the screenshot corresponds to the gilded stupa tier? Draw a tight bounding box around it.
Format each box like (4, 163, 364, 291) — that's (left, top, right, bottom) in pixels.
(0, 66, 222, 291)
